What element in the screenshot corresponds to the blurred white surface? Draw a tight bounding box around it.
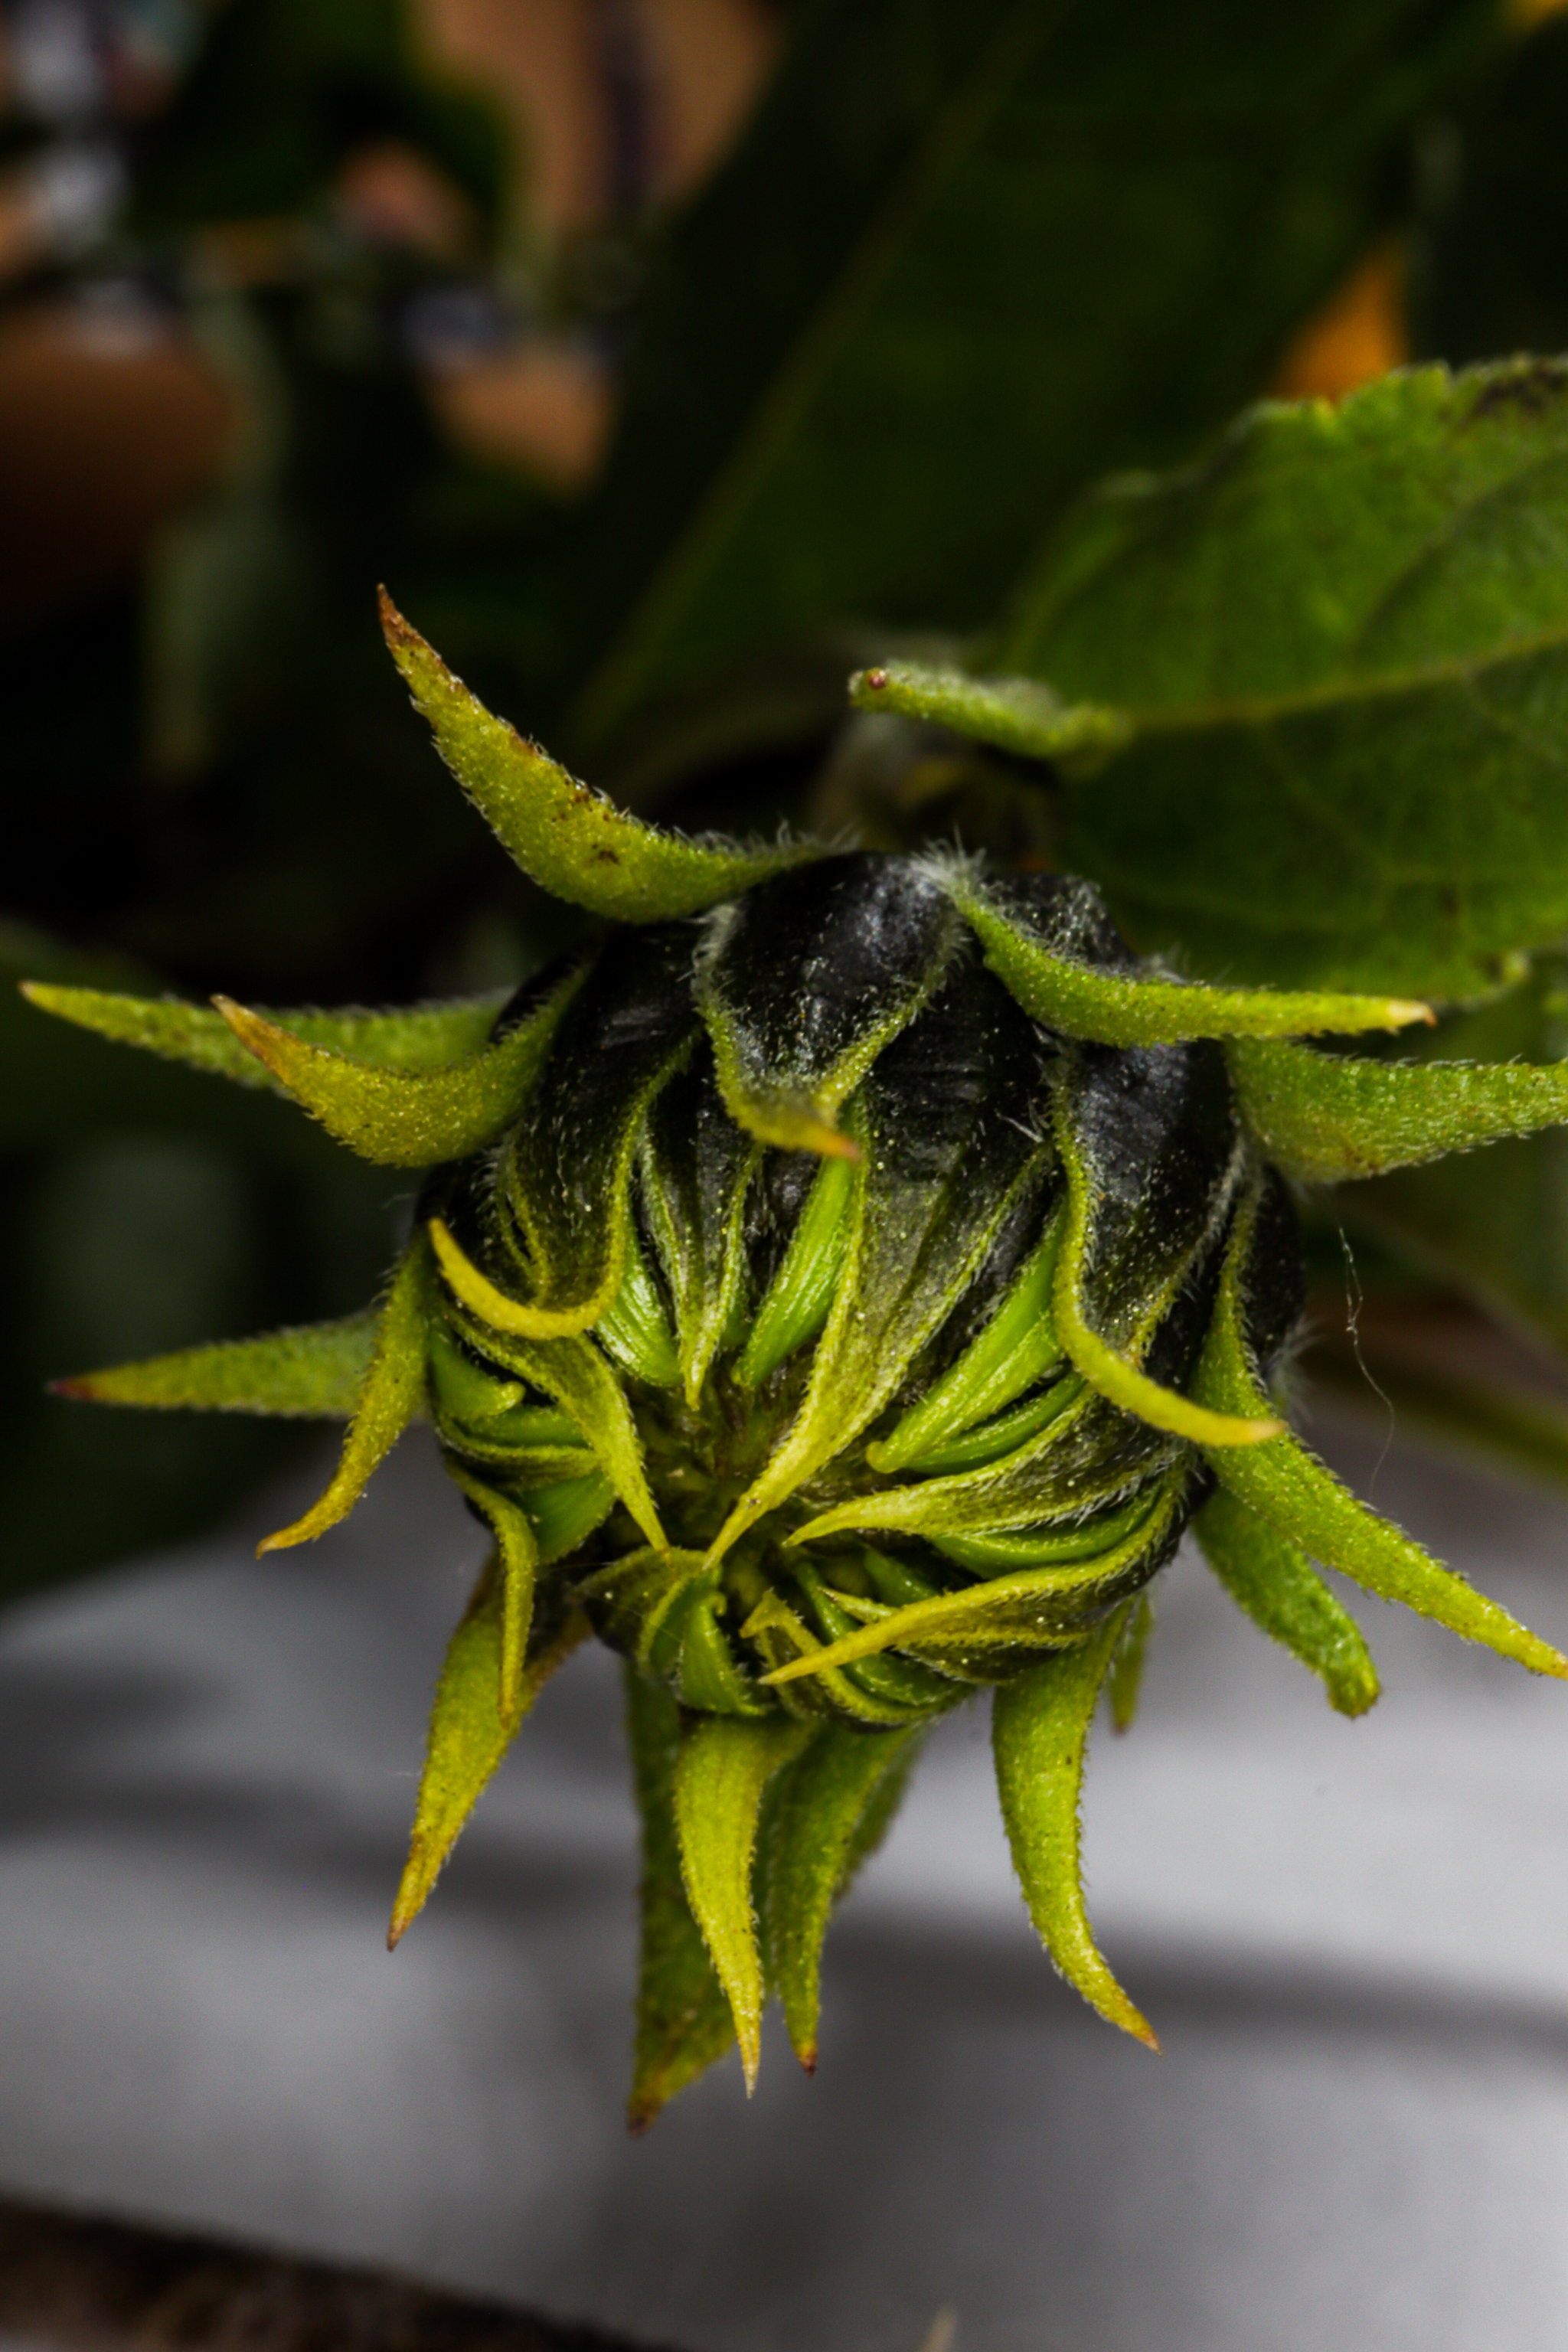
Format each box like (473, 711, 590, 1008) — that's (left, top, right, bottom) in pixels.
(2, 1416, 1566, 2352)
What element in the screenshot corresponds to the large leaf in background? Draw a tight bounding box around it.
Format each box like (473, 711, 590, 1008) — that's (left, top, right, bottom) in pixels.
(560, 0, 1498, 756)
(987, 362, 1568, 1002)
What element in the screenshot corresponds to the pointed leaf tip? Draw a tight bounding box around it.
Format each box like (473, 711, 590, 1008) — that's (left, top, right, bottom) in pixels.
(51, 1315, 378, 1419)
(1051, 1112, 1279, 1447)
(388, 1556, 586, 1950)
(848, 659, 1134, 770)
(1197, 1189, 1568, 1684)
(1230, 1035, 1568, 1184)
(956, 880, 1434, 1050)
(624, 1669, 740, 2128)
(756, 1721, 920, 2069)
(429, 1215, 601, 1341)
(380, 592, 822, 920)
(992, 1618, 1158, 2048)
(258, 1238, 431, 1553)
(213, 982, 577, 1168)
(673, 1713, 812, 2090)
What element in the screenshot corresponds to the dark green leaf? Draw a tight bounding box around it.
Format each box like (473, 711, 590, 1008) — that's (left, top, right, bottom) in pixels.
(564, 0, 1498, 746)
(995, 364, 1568, 1000)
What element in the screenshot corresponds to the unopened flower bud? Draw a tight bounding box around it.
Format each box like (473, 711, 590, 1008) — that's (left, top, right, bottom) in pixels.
(32, 597, 1568, 2119)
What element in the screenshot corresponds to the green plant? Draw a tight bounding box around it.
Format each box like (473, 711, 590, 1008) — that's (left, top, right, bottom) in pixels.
(7, 0, 1542, 1589)
(28, 359, 1568, 2115)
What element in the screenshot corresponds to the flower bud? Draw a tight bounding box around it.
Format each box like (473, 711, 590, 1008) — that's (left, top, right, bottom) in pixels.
(423, 852, 1298, 1733)
(32, 599, 1568, 2118)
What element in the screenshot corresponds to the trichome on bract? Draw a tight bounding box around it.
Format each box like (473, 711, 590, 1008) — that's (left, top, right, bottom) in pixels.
(27, 595, 1568, 2126)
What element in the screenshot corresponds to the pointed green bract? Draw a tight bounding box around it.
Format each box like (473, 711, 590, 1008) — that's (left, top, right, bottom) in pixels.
(443, 1467, 540, 1720)
(55, 1312, 377, 1417)
(788, 1568, 961, 1722)
(593, 1219, 682, 1388)
(260, 1236, 434, 1553)
(1051, 1106, 1277, 1448)
(213, 966, 583, 1167)
(877, 1378, 1085, 1481)
(387, 1557, 586, 1949)
(740, 1585, 935, 1728)
(485, 930, 698, 1334)
(1108, 1593, 1152, 1733)
(671, 1712, 812, 2091)
(1230, 1036, 1568, 1184)
(792, 1440, 1155, 1549)
(991, 1611, 1158, 2047)
(695, 858, 959, 1158)
(955, 875, 1430, 1047)
(1194, 1483, 1379, 1718)
(868, 1209, 1066, 1472)
(1195, 1196, 1568, 1681)
(524, 1472, 617, 1563)
(21, 981, 511, 1092)
(381, 591, 818, 919)
(639, 1050, 761, 1406)
(757, 1722, 921, 2070)
(849, 659, 1132, 769)
(735, 1153, 854, 1387)
(705, 966, 1050, 1566)
(582, 1548, 714, 1677)
(443, 1306, 665, 1551)
(626, 1668, 738, 2131)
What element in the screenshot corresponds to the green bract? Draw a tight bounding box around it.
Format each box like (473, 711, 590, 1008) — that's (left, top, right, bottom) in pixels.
(28, 601, 1568, 2125)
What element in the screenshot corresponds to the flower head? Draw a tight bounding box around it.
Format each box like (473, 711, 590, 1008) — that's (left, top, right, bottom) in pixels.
(28, 595, 1568, 2122)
